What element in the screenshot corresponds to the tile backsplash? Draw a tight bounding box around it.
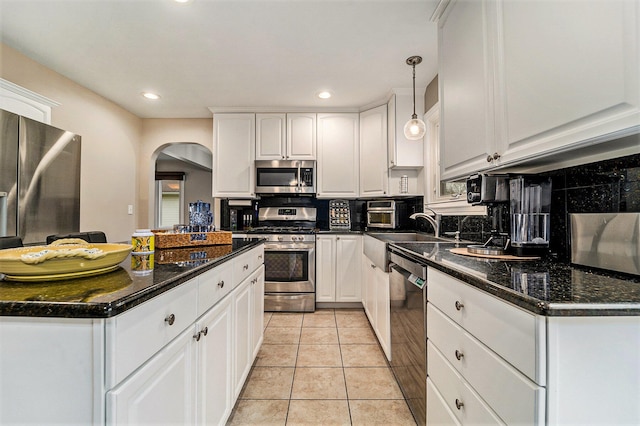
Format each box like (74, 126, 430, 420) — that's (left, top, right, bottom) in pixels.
(439, 152, 640, 263)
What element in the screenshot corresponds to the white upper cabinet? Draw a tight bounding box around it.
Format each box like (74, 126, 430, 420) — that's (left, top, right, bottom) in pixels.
(359, 104, 389, 197)
(438, 0, 497, 181)
(436, 0, 640, 181)
(213, 113, 256, 198)
(255, 113, 286, 160)
(316, 113, 359, 198)
(387, 91, 425, 169)
(496, 0, 640, 162)
(256, 113, 316, 160)
(287, 113, 317, 160)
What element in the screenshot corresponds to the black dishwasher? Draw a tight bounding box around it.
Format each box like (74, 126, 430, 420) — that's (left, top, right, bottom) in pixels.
(388, 246, 427, 426)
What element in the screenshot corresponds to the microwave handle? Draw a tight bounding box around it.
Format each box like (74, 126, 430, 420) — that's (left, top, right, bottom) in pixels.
(297, 164, 302, 193)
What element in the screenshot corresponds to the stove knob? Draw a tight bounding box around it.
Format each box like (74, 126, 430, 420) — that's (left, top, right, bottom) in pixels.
(278, 236, 284, 242)
(292, 236, 298, 241)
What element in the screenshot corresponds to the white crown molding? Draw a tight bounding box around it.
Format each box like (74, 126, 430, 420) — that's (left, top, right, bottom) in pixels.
(0, 78, 59, 107)
(208, 106, 360, 114)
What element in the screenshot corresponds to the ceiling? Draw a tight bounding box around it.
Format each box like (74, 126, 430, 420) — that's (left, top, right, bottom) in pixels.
(0, 0, 439, 119)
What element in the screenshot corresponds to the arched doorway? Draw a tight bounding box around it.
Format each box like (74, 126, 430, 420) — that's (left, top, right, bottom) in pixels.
(153, 142, 213, 229)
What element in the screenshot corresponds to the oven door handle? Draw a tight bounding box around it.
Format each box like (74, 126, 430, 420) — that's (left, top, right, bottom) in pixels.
(264, 244, 315, 251)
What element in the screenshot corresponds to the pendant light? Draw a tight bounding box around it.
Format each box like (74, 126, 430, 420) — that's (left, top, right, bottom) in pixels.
(403, 55, 426, 140)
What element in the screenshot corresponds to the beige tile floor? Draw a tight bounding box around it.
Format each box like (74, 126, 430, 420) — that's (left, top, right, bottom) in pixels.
(227, 309, 417, 426)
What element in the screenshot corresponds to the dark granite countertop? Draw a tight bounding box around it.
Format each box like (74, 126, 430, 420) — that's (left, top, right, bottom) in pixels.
(0, 238, 264, 319)
(386, 240, 640, 317)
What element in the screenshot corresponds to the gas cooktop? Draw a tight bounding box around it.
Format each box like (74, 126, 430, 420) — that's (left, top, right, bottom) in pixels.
(245, 226, 317, 234)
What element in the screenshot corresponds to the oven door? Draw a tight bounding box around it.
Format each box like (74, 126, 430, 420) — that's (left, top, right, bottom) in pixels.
(263, 241, 315, 293)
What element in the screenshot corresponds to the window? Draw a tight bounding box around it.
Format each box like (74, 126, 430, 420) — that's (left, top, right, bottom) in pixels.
(155, 172, 185, 228)
(424, 103, 485, 215)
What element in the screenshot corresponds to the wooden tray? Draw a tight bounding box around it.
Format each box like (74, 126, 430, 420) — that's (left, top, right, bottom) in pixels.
(152, 230, 232, 248)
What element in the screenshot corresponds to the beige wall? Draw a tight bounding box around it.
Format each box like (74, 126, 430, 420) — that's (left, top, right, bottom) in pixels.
(140, 119, 213, 228)
(1, 43, 141, 242)
(1, 43, 213, 240)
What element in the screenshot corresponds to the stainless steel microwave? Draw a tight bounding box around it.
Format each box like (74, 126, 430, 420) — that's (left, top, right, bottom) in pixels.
(366, 200, 407, 229)
(255, 160, 315, 194)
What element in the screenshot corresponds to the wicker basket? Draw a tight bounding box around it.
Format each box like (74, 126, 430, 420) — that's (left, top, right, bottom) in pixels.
(152, 230, 232, 248)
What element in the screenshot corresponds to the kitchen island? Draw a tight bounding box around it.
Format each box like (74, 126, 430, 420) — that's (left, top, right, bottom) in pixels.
(0, 237, 265, 425)
(385, 239, 640, 425)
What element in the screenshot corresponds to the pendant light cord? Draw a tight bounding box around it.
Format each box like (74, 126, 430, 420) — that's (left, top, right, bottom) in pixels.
(412, 63, 417, 119)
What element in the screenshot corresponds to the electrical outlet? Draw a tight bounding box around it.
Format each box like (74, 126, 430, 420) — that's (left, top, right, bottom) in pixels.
(127, 205, 133, 215)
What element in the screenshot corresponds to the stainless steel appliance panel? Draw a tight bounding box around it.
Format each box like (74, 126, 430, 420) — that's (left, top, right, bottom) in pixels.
(263, 242, 315, 293)
(389, 250, 427, 426)
(255, 159, 315, 194)
(18, 116, 81, 244)
(264, 293, 315, 312)
(571, 212, 640, 275)
(0, 110, 19, 237)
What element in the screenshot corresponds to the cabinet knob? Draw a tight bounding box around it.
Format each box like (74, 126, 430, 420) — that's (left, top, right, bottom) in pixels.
(455, 399, 464, 410)
(244, 264, 249, 270)
(258, 254, 263, 260)
(455, 350, 464, 361)
(455, 301, 464, 311)
(218, 280, 225, 288)
(193, 331, 202, 342)
(201, 327, 208, 337)
(370, 264, 376, 269)
(164, 314, 175, 326)
(493, 152, 501, 160)
(486, 155, 493, 163)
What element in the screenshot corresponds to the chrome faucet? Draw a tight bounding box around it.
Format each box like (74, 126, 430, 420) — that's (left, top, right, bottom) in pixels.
(410, 208, 441, 238)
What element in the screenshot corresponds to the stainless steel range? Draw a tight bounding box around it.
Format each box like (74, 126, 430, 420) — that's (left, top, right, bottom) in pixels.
(246, 206, 317, 312)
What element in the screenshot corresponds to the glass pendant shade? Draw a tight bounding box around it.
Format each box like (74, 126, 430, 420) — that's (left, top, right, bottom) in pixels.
(404, 116, 426, 140)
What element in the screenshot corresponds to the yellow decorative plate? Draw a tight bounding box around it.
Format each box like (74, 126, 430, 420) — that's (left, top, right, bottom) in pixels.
(0, 239, 133, 281)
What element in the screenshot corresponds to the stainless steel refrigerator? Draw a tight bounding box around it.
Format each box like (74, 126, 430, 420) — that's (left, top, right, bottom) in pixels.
(0, 109, 81, 245)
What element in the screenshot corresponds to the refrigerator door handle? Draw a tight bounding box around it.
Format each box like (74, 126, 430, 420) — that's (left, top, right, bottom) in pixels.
(0, 192, 7, 237)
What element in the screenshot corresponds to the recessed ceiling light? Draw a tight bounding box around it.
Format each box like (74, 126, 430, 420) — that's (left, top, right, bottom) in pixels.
(317, 91, 332, 99)
(174, 0, 193, 4)
(142, 92, 161, 100)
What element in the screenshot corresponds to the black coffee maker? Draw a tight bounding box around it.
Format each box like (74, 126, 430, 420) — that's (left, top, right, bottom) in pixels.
(466, 173, 511, 255)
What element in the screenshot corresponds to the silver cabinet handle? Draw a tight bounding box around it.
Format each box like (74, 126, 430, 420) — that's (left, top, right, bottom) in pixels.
(164, 314, 175, 326)
(455, 301, 464, 311)
(193, 331, 202, 341)
(493, 152, 501, 160)
(258, 254, 263, 260)
(193, 327, 208, 342)
(455, 350, 464, 361)
(370, 264, 376, 269)
(201, 327, 208, 337)
(218, 280, 225, 288)
(455, 399, 464, 410)
(486, 155, 493, 163)
(243, 264, 249, 270)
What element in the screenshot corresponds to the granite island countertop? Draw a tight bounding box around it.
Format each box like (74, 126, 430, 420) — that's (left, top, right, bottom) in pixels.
(387, 240, 640, 316)
(0, 238, 265, 319)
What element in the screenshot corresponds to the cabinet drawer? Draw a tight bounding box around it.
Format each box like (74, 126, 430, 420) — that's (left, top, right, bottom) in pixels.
(107, 279, 198, 386)
(427, 267, 545, 384)
(234, 246, 264, 285)
(428, 304, 545, 425)
(427, 341, 504, 425)
(427, 377, 461, 426)
(198, 261, 234, 316)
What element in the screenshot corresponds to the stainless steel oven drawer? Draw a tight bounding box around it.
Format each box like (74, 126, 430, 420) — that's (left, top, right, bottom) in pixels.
(265, 293, 315, 312)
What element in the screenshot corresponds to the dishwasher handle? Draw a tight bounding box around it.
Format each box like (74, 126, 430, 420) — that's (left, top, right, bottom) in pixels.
(390, 263, 427, 290)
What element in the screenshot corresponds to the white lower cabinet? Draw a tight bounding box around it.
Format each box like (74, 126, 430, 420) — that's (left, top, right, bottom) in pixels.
(196, 295, 233, 425)
(107, 325, 197, 425)
(426, 377, 460, 426)
(316, 235, 362, 303)
(361, 251, 390, 360)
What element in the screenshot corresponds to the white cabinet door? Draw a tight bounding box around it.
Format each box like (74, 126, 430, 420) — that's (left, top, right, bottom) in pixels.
(387, 92, 424, 169)
(287, 113, 316, 160)
(374, 263, 390, 359)
(497, 0, 640, 164)
(232, 278, 252, 399)
(316, 113, 359, 198)
(427, 378, 461, 426)
(195, 296, 233, 426)
(107, 326, 197, 425)
(315, 235, 336, 302)
(256, 113, 286, 160)
(250, 265, 265, 359)
(335, 235, 362, 302)
(362, 255, 377, 325)
(213, 113, 256, 198)
(439, 0, 497, 181)
(360, 104, 389, 197)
